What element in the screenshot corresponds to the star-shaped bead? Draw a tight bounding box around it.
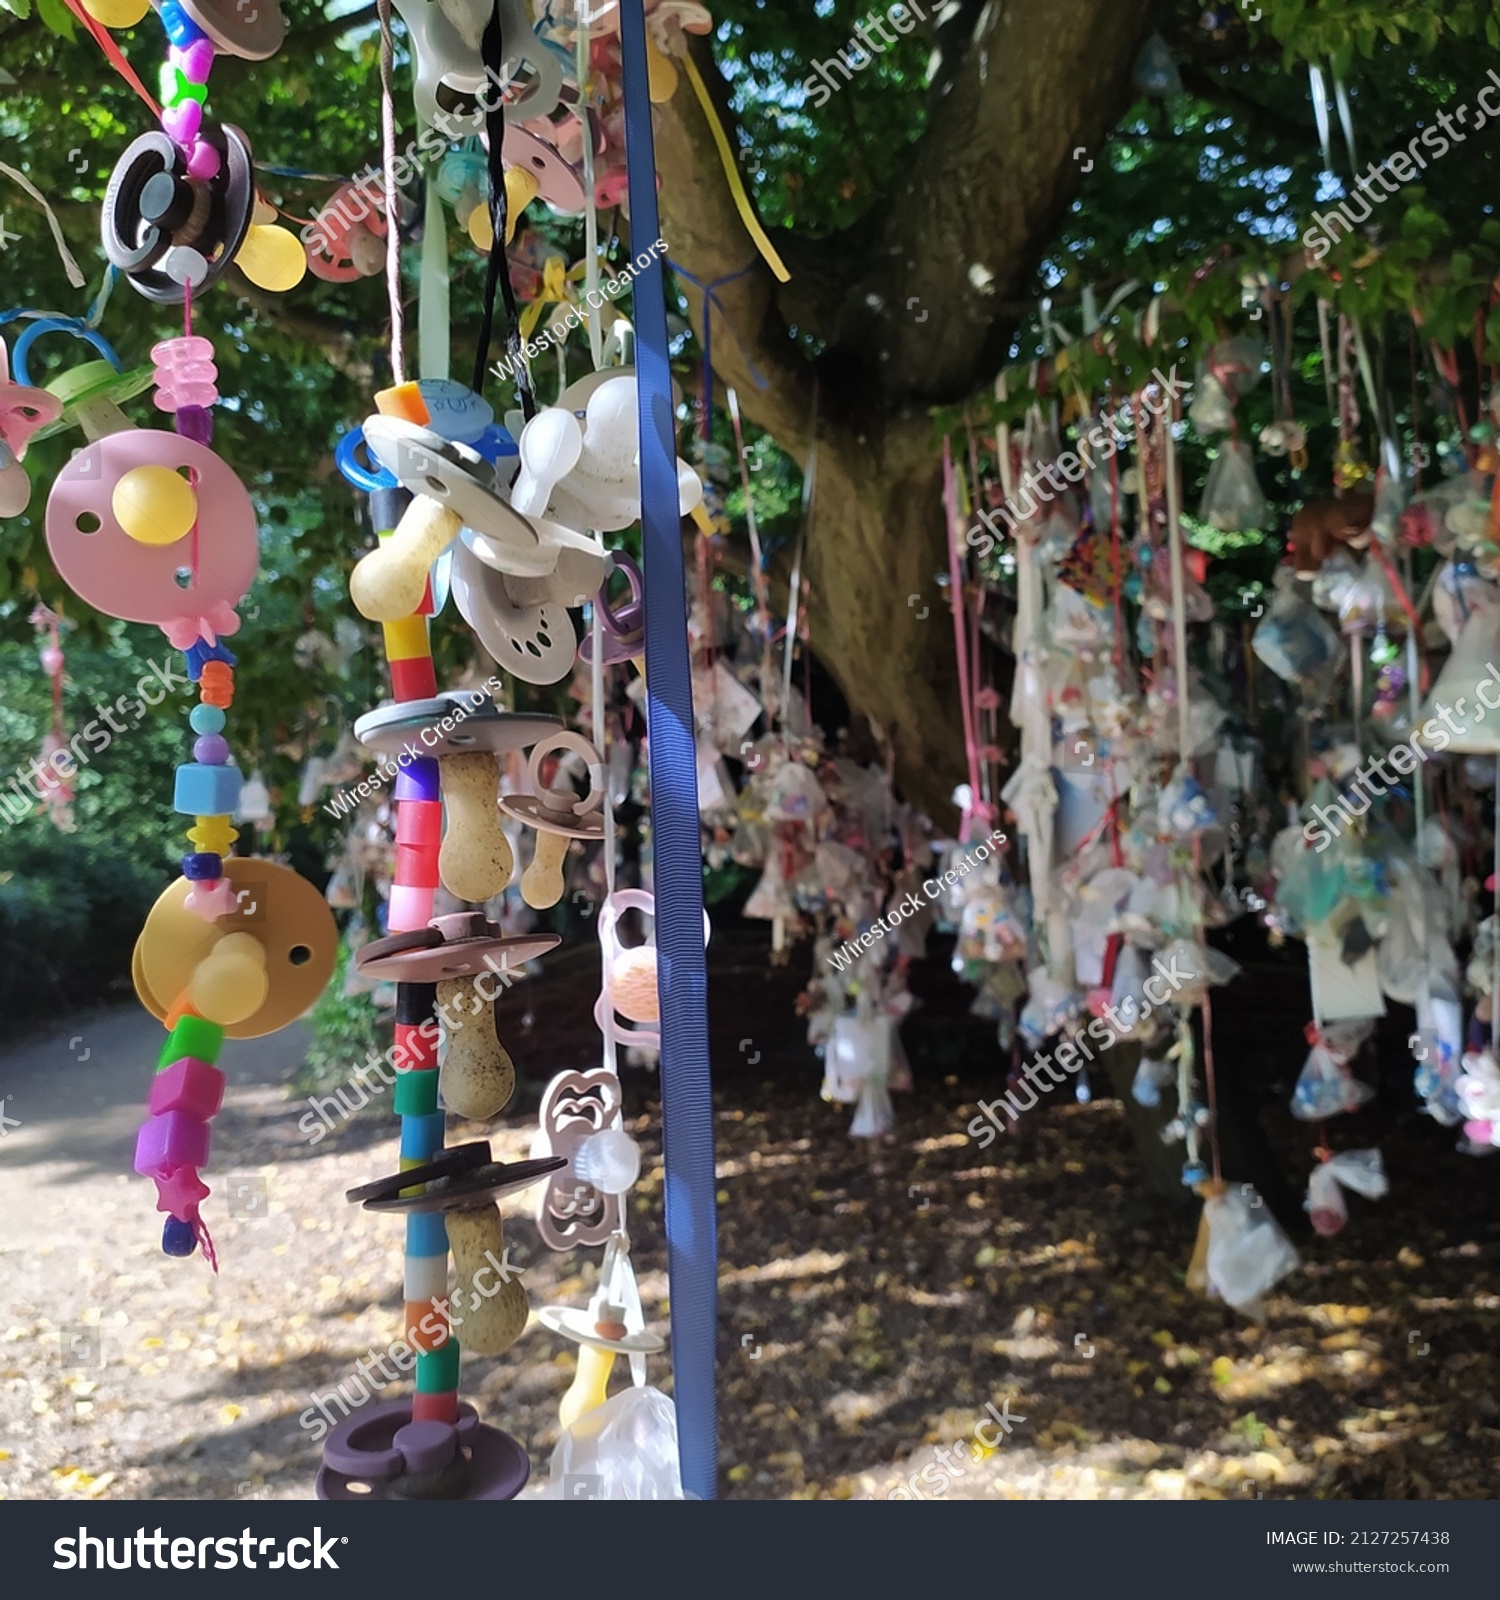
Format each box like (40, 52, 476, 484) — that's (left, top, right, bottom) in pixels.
(153, 1167, 209, 1219)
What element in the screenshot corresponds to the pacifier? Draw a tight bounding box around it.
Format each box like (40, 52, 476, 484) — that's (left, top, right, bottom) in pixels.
(592, 888, 710, 1054)
(0, 336, 63, 516)
(132, 858, 338, 1036)
(303, 181, 388, 282)
(46, 425, 258, 646)
(353, 693, 562, 905)
(317, 1399, 528, 1501)
(508, 371, 702, 534)
(352, 414, 545, 619)
(499, 731, 608, 909)
(533, 1066, 628, 1251)
(450, 536, 581, 686)
(577, 553, 645, 666)
(12, 320, 153, 444)
(390, 0, 562, 138)
(172, 0, 287, 60)
(102, 121, 256, 301)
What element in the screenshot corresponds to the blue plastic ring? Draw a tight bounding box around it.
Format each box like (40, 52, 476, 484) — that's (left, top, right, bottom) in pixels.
(336, 425, 398, 492)
(11, 319, 123, 389)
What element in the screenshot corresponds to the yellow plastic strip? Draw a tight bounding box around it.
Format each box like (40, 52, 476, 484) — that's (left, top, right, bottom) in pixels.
(681, 55, 791, 284)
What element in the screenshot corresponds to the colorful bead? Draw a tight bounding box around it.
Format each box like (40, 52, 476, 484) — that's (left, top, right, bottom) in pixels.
(404, 1253, 447, 1302)
(184, 878, 236, 920)
(152, 336, 219, 413)
(157, 0, 208, 48)
(199, 660, 235, 707)
(387, 883, 435, 932)
(400, 1110, 446, 1161)
(173, 761, 242, 816)
(182, 851, 222, 880)
(415, 1340, 460, 1392)
(390, 655, 438, 702)
(184, 639, 236, 682)
(394, 1065, 439, 1117)
(188, 814, 238, 853)
(410, 1390, 460, 1424)
(134, 1109, 211, 1177)
(162, 1216, 198, 1256)
(149, 1057, 226, 1120)
(394, 758, 441, 803)
(406, 1211, 448, 1257)
(405, 1301, 450, 1352)
(193, 733, 231, 765)
(158, 1013, 224, 1070)
(189, 703, 226, 734)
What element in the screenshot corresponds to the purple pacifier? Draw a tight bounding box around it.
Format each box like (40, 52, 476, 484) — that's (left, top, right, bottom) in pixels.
(579, 554, 645, 666)
(317, 1399, 531, 1501)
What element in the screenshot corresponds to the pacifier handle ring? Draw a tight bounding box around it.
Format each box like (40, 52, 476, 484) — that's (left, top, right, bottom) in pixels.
(526, 730, 605, 819)
(597, 553, 644, 639)
(336, 424, 399, 493)
(11, 318, 122, 389)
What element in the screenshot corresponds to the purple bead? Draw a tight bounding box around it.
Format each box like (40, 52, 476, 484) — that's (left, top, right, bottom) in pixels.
(193, 734, 230, 764)
(394, 757, 442, 803)
(176, 405, 213, 444)
(182, 851, 222, 880)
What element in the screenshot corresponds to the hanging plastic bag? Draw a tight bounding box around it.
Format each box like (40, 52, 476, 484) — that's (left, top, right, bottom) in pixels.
(540, 1384, 688, 1500)
(1305, 1148, 1387, 1237)
(1291, 1020, 1375, 1120)
(1455, 1049, 1500, 1149)
(1200, 439, 1267, 531)
(1132, 1053, 1175, 1107)
(1201, 1185, 1300, 1319)
(1251, 568, 1340, 686)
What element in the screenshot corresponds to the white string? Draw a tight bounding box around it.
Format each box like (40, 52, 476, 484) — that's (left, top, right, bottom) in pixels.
(376, 0, 406, 386)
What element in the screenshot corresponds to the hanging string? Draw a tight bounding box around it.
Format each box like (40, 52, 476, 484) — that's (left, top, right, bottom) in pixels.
(781, 379, 818, 748)
(0, 163, 86, 290)
(666, 259, 768, 393)
(375, 0, 406, 387)
(472, 0, 534, 418)
(942, 438, 984, 836)
(61, 0, 160, 115)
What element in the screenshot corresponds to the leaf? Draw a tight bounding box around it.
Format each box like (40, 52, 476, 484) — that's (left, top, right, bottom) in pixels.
(0, 0, 32, 18)
(34, 0, 74, 36)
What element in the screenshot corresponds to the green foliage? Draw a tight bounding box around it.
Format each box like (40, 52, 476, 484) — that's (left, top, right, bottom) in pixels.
(294, 935, 382, 1098)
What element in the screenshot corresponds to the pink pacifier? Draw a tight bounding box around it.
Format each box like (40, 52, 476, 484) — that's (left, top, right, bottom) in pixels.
(578, 553, 644, 666)
(46, 429, 257, 645)
(0, 336, 64, 508)
(592, 889, 710, 1054)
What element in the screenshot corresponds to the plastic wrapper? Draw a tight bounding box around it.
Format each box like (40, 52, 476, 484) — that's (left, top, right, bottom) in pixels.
(823, 1010, 890, 1105)
(1251, 569, 1340, 686)
(1201, 1186, 1299, 1319)
(1305, 1147, 1387, 1237)
(1200, 440, 1267, 531)
(1132, 1053, 1175, 1107)
(539, 1384, 688, 1500)
(1158, 767, 1218, 839)
(1291, 1021, 1376, 1120)
(1310, 548, 1360, 614)
(1018, 966, 1083, 1046)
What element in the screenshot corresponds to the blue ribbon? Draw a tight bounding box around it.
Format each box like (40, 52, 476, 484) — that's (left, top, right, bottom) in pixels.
(618, 0, 720, 1503)
(667, 258, 770, 410)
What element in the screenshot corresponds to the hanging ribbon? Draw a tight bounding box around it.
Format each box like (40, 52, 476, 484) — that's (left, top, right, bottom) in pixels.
(518, 254, 588, 340)
(419, 179, 450, 381)
(618, 0, 719, 1503)
(678, 53, 790, 284)
(0, 163, 85, 290)
(942, 438, 985, 836)
(667, 258, 769, 397)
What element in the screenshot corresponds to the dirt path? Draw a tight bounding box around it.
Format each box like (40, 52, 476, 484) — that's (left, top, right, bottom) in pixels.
(2, 944, 1499, 1502)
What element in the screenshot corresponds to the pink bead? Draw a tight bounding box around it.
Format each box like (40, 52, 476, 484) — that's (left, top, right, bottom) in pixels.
(185, 140, 220, 181)
(171, 39, 215, 82)
(388, 883, 435, 933)
(152, 336, 218, 414)
(149, 1057, 226, 1121)
(184, 878, 236, 921)
(134, 1109, 211, 1178)
(161, 100, 204, 148)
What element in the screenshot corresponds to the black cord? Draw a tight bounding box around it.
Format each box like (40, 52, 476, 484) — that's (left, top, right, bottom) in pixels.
(472, 0, 535, 421)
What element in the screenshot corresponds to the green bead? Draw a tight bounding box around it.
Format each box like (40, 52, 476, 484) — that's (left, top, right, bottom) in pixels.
(190, 703, 227, 735)
(158, 1014, 225, 1070)
(415, 1339, 460, 1393)
(394, 1068, 439, 1116)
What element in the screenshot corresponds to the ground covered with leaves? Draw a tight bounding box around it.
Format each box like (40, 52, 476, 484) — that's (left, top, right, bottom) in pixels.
(1, 927, 1497, 1502)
